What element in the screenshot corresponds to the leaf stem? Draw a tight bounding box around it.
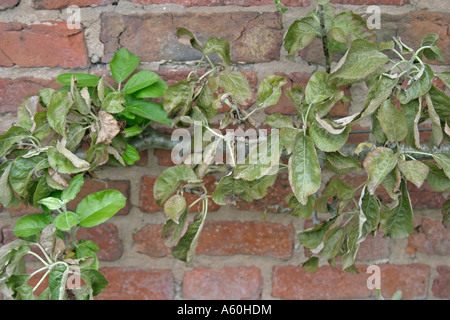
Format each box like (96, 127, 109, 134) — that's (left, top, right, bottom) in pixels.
(317, 4, 331, 73)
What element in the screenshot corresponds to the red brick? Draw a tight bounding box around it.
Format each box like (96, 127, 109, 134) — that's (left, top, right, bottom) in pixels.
(133, 224, 171, 257)
(66, 179, 131, 216)
(406, 218, 450, 256)
(97, 268, 174, 300)
(132, 0, 309, 6)
(197, 221, 294, 259)
(0, 0, 19, 10)
(154, 148, 174, 166)
(265, 72, 349, 117)
(378, 12, 450, 65)
(76, 223, 123, 261)
(272, 264, 429, 299)
(33, 0, 115, 9)
(183, 266, 262, 300)
(0, 22, 89, 68)
(140, 175, 220, 213)
(135, 150, 148, 166)
(433, 266, 450, 298)
(8, 203, 42, 217)
(101, 12, 283, 64)
(331, 0, 408, 4)
(0, 77, 60, 114)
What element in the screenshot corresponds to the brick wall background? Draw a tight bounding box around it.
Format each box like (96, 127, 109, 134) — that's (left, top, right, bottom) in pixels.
(0, 0, 449, 300)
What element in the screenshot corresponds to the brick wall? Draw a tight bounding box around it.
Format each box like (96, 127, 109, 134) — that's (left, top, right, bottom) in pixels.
(0, 0, 449, 300)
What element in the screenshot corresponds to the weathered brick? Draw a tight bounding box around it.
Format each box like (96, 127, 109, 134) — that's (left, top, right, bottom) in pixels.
(265, 72, 349, 117)
(8, 203, 42, 217)
(33, 0, 115, 9)
(101, 12, 283, 63)
(378, 12, 450, 65)
(0, 22, 89, 68)
(66, 179, 131, 216)
(331, 0, 409, 4)
(132, 0, 309, 6)
(133, 224, 170, 257)
(0, 77, 60, 114)
(272, 264, 429, 299)
(183, 266, 262, 300)
(0, 0, 19, 10)
(197, 221, 294, 259)
(97, 268, 174, 300)
(135, 150, 149, 166)
(433, 266, 450, 298)
(76, 223, 123, 261)
(140, 175, 220, 213)
(406, 218, 450, 256)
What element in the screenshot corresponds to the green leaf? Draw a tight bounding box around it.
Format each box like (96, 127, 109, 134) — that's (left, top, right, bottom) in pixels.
(309, 121, 350, 152)
(65, 123, 86, 152)
(319, 227, 345, 260)
(80, 269, 108, 296)
(284, 84, 304, 112)
(377, 101, 408, 142)
(56, 73, 100, 87)
(33, 111, 52, 141)
(38, 197, 63, 210)
(289, 133, 321, 205)
(162, 210, 188, 247)
(305, 71, 337, 105)
(102, 92, 125, 114)
(14, 214, 54, 237)
(47, 91, 73, 136)
(211, 175, 254, 206)
(171, 211, 206, 265)
(163, 80, 195, 119)
(72, 85, 90, 115)
(419, 33, 444, 62)
(342, 225, 359, 270)
(361, 74, 398, 118)
(257, 76, 287, 109)
(109, 48, 140, 84)
(49, 264, 69, 300)
(359, 190, 380, 241)
(164, 194, 187, 224)
(33, 177, 52, 208)
(123, 70, 160, 95)
(177, 27, 203, 52)
(280, 127, 299, 154)
(76, 190, 127, 228)
(9, 155, 47, 197)
(47, 145, 89, 174)
(383, 179, 414, 238)
(397, 64, 434, 104)
(329, 11, 371, 46)
(122, 144, 140, 165)
(437, 72, 450, 91)
(17, 96, 39, 130)
(234, 133, 282, 181)
(0, 126, 32, 158)
(61, 174, 84, 204)
(428, 86, 450, 123)
(203, 37, 231, 66)
(218, 71, 252, 105)
(301, 257, 319, 273)
(125, 99, 171, 125)
(15, 285, 34, 300)
(38, 88, 56, 108)
(424, 161, 450, 193)
(134, 78, 168, 99)
(154, 165, 197, 206)
(363, 147, 399, 194)
(286, 193, 314, 219)
(325, 151, 361, 175)
(397, 158, 429, 188)
(54, 211, 80, 231)
(331, 39, 389, 82)
(433, 153, 450, 179)
(283, 17, 319, 56)
(123, 125, 142, 138)
(0, 162, 20, 208)
(248, 174, 277, 200)
(264, 113, 293, 129)
(298, 217, 337, 250)
(403, 99, 421, 149)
